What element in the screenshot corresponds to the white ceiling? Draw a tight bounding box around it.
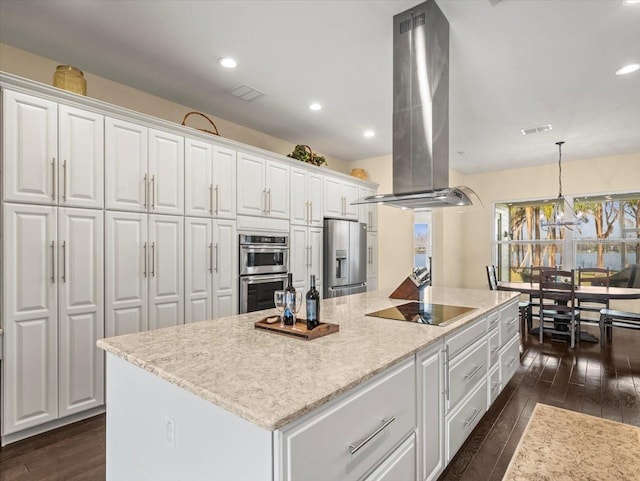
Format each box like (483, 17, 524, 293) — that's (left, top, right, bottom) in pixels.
(1, 0, 639, 174)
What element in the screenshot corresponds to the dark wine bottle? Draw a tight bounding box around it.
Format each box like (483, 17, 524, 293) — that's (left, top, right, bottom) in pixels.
(283, 273, 296, 326)
(306, 275, 320, 330)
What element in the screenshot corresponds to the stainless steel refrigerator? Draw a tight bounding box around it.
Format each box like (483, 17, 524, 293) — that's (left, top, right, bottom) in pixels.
(323, 219, 367, 298)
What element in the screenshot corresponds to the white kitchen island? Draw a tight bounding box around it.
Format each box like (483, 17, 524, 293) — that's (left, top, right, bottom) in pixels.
(98, 287, 520, 481)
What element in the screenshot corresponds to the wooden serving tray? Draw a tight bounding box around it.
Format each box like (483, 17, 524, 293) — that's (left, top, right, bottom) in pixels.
(255, 317, 339, 340)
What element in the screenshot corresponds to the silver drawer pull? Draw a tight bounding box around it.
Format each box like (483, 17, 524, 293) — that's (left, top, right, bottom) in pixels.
(490, 317, 499, 325)
(463, 408, 481, 427)
(491, 347, 500, 353)
(491, 382, 500, 392)
(507, 357, 518, 368)
(348, 417, 395, 455)
(508, 317, 517, 325)
(464, 365, 483, 380)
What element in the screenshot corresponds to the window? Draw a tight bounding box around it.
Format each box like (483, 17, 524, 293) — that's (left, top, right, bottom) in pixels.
(414, 212, 432, 270)
(493, 192, 640, 284)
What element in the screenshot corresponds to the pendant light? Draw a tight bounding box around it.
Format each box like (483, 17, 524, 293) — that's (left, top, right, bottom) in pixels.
(540, 141, 584, 232)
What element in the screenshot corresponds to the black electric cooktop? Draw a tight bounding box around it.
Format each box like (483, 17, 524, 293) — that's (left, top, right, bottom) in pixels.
(367, 302, 476, 326)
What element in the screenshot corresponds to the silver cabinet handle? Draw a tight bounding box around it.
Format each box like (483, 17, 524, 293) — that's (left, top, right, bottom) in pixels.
(62, 240, 66, 282)
(52, 158, 56, 201)
(151, 175, 156, 209)
(310, 201, 313, 223)
(349, 417, 395, 455)
(151, 242, 155, 277)
(214, 243, 219, 272)
(507, 357, 518, 368)
(443, 345, 450, 400)
(307, 246, 311, 267)
(143, 174, 148, 209)
(490, 317, 499, 327)
(209, 184, 214, 214)
(491, 346, 500, 353)
(464, 365, 483, 380)
(509, 316, 518, 325)
(463, 408, 482, 427)
(305, 201, 309, 223)
(63, 159, 67, 201)
(267, 188, 272, 214)
(309, 246, 312, 268)
(262, 189, 266, 214)
(215, 185, 219, 215)
(51, 240, 55, 283)
(143, 242, 147, 277)
(491, 382, 501, 392)
(209, 242, 213, 273)
(368, 210, 372, 228)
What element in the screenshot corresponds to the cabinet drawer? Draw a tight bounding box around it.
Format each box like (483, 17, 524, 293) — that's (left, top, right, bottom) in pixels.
(487, 310, 500, 331)
(500, 311, 519, 347)
(488, 364, 501, 407)
(488, 328, 500, 368)
(446, 379, 487, 462)
(448, 337, 488, 411)
(500, 334, 520, 386)
(364, 433, 416, 481)
(279, 358, 416, 481)
(446, 316, 487, 359)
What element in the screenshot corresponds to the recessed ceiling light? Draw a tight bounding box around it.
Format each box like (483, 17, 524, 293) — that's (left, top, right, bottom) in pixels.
(615, 63, 640, 75)
(520, 124, 552, 135)
(218, 57, 237, 69)
(456, 150, 468, 156)
(309, 103, 322, 111)
(363, 130, 375, 138)
(623, 0, 640, 5)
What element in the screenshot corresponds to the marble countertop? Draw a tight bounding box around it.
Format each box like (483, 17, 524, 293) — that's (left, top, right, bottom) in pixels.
(503, 403, 640, 481)
(98, 287, 517, 431)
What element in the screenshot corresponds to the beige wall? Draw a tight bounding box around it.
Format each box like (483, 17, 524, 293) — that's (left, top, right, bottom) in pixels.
(0, 43, 349, 174)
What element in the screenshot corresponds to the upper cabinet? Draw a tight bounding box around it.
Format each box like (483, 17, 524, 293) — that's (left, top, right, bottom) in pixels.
(323, 177, 358, 220)
(106, 120, 184, 215)
(290, 167, 323, 227)
(237, 152, 289, 219)
(212, 146, 237, 219)
(2, 90, 58, 205)
(358, 186, 378, 231)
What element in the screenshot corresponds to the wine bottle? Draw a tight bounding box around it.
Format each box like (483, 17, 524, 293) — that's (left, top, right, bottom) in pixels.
(306, 275, 320, 330)
(283, 273, 296, 326)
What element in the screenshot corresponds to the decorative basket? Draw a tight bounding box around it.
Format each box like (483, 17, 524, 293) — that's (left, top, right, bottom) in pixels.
(181, 111, 220, 136)
(287, 144, 326, 167)
(350, 168, 368, 180)
(53, 65, 87, 96)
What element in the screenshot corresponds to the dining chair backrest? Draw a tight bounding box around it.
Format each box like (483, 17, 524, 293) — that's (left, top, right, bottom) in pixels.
(530, 266, 557, 285)
(577, 267, 610, 288)
(486, 265, 498, 291)
(539, 269, 577, 311)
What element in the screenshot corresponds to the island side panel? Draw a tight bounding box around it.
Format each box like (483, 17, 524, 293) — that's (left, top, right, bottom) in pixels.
(105, 353, 273, 481)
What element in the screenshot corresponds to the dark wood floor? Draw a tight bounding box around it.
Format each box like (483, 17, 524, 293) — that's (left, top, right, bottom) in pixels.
(1, 324, 638, 481)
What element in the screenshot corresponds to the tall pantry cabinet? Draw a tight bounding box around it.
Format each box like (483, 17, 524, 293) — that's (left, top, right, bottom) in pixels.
(2, 90, 105, 436)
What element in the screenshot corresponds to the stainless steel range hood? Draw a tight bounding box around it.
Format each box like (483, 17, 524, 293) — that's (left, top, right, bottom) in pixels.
(354, 0, 474, 210)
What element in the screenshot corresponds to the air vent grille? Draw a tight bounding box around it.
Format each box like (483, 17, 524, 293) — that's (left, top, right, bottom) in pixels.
(226, 84, 264, 102)
(400, 19, 412, 34)
(413, 13, 425, 28)
(520, 124, 552, 135)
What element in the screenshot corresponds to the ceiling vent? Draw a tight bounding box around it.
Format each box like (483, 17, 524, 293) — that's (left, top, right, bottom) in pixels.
(226, 84, 264, 102)
(520, 124, 553, 135)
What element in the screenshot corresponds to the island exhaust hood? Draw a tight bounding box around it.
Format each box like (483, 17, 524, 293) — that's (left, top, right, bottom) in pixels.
(354, 0, 475, 210)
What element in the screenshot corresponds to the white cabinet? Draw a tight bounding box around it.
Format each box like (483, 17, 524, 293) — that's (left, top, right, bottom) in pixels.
(148, 129, 184, 215)
(3, 90, 58, 205)
(290, 225, 323, 294)
(417, 341, 445, 481)
(358, 186, 378, 231)
(364, 434, 416, 481)
(290, 167, 323, 226)
(2, 203, 58, 434)
(106, 212, 184, 336)
(237, 153, 289, 219)
(185, 140, 237, 219)
(185, 218, 238, 323)
(58, 105, 104, 209)
(148, 215, 184, 330)
(323, 177, 358, 219)
(58, 208, 104, 416)
(367, 232, 378, 291)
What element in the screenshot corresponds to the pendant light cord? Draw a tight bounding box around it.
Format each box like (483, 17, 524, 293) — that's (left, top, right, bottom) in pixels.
(556, 141, 565, 197)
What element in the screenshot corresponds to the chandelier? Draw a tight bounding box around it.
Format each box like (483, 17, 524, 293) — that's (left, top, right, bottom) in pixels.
(540, 141, 584, 232)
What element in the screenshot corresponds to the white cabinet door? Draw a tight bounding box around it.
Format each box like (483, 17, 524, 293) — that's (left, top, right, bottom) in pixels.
(105, 117, 148, 212)
(290, 168, 308, 226)
(343, 181, 359, 219)
(185, 138, 213, 217)
(2, 90, 57, 204)
(2, 204, 58, 434)
(212, 220, 238, 318)
(58, 105, 104, 209)
(417, 343, 445, 481)
(236, 152, 266, 216)
(364, 434, 416, 481)
(309, 227, 323, 291)
(105, 211, 148, 337)
(212, 146, 237, 219)
(265, 160, 289, 218)
(289, 225, 308, 291)
(367, 232, 378, 288)
(148, 129, 184, 215)
(185, 217, 213, 323)
(308, 172, 323, 227)
(358, 186, 378, 231)
(323, 177, 343, 218)
(148, 215, 184, 329)
(58, 208, 104, 417)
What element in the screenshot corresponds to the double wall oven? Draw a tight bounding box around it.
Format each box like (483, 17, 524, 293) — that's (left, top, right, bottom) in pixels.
(239, 233, 289, 313)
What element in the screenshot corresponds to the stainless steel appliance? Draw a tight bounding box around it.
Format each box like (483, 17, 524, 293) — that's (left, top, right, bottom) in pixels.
(239, 234, 289, 313)
(323, 219, 367, 298)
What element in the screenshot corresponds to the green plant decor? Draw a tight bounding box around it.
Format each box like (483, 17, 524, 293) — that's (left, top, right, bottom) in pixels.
(287, 144, 327, 167)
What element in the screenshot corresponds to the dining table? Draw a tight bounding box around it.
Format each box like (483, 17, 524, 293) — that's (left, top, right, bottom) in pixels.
(497, 282, 640, 342)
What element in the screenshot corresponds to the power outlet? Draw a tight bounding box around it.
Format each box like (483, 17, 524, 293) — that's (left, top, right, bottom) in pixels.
(164, 416, 176, 450)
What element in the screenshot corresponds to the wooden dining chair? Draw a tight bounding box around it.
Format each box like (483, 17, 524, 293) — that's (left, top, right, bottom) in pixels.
(538, 269, 580, 348)
(529, 266, 557, 331)
(599, 308, 640, 345)
(486, 265, 531, 333)
(577, 267, 610, 324)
